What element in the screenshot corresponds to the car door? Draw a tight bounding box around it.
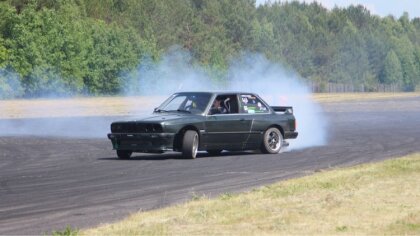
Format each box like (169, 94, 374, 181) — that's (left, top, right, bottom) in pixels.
(203, 94, 252, 150)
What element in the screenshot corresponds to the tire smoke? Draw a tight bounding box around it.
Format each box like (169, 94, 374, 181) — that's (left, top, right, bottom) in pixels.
(0, 49, 328, 149)
(124, 50, 328, 149)
(228, 54, 328, 149)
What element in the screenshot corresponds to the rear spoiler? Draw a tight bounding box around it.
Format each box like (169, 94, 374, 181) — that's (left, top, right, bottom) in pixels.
(271, 106, 293, 114)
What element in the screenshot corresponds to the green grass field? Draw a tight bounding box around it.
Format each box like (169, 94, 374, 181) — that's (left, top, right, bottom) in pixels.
(79, 153, 420, 235)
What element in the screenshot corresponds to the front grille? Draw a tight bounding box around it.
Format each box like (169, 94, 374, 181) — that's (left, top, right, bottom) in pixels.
(111, 123, 163, 133)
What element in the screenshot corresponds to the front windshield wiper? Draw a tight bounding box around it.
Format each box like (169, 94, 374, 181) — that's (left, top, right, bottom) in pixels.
(175, 109, 191, 113)
(154, 109, 168, 113)
(156, 109, 191, 114)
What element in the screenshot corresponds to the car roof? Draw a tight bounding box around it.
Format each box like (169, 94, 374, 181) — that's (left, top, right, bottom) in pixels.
(175, 91, 257, 96)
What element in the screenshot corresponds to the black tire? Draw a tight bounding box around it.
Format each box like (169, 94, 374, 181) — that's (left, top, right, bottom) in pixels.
(182, 130, 199, 159)
(117, 150, 132, 159)
(207, 149, 223, 156)
(260, 127, 283, 154)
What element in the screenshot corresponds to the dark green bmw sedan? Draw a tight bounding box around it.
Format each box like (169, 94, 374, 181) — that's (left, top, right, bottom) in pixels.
(108, 92, 298, 159)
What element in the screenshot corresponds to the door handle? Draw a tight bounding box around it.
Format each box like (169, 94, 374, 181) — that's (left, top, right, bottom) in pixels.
(239, 118, 245, 121)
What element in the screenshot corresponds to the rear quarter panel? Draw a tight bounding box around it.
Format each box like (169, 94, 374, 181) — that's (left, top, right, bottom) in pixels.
(245, 113, 294, 149)
(251, 113, 293, 133)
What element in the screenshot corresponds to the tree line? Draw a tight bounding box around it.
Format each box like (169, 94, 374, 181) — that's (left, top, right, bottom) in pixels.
(1, 0, 420, 98)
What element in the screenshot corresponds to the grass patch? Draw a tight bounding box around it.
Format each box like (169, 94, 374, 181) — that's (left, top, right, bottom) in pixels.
(51, 226, 78, 236)
(313, 92, 420, 103)
(0, 96, 162, 119)
(387, 213, 420, 234)
(81, 153, 420, 235)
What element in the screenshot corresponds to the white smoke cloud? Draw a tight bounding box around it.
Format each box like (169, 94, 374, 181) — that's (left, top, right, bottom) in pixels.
(0, 48, 328, 150)
(123, 46, 220, 96)
(0, 69, 24, 99)
(227, 53, 328, 149)
(125, 49, 328, 149)
(0, 68, 114, 138)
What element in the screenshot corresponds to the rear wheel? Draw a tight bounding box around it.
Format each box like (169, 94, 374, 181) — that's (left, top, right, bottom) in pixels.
(182, 130, 199, 159)
(207, 149, 223, 156)
(117, 150, 132, 159)
(260, 127, 283, 154)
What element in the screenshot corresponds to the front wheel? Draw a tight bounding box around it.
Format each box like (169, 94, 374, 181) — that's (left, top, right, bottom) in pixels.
(260, 127, 283, 154)
(117, 150, 132, 159)
(182, 130, 199, 159)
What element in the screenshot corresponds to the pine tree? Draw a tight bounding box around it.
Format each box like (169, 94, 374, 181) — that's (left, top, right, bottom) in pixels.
(382, 50, 403, 84)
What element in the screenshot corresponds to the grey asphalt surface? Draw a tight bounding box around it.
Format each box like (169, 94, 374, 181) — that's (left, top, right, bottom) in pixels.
(1, 97, 420, 235)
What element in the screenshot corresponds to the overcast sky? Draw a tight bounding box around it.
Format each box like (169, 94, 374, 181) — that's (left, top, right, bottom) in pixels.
(256, 0, 420, 18)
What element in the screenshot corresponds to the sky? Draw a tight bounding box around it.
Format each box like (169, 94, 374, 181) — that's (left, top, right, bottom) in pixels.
(256, 0, 420, 19)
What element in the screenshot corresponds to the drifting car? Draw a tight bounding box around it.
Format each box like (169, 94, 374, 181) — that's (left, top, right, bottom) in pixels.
(108, 92, 298, 159)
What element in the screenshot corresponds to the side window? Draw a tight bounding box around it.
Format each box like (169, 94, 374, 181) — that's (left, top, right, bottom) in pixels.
(239, 94, 269, 114)
(208, 94, 239, 115)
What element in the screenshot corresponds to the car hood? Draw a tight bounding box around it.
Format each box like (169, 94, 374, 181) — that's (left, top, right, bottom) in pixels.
(139, 113, 189, 122)
(113, 113, 195, 124)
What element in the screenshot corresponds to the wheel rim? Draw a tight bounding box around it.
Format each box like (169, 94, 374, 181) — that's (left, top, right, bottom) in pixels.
(267, 130, 281, 151)
(192, 133, 198, 157)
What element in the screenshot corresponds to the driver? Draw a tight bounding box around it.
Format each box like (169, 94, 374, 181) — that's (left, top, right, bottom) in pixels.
(209, 98, 227, 114)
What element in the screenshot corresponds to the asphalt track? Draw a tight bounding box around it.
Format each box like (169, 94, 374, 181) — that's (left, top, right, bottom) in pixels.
(1, 97, 420, 234)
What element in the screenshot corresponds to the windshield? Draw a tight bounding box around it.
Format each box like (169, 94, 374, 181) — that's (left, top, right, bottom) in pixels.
(156, 93, 212, 115)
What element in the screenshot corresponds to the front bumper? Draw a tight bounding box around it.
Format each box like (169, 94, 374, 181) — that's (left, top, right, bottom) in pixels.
(107, 133, 175, 152)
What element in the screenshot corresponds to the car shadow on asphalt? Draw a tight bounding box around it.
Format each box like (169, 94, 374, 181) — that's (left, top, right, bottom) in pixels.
(98, 151, 258, 161)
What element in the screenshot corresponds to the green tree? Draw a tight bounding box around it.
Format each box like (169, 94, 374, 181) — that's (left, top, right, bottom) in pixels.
(6, 1, 87, 95)
(413, 47, 420, 89)
(332, 22, 371, 85)
(250, 17, 275, 57)
(382, 50, 403, 84)
(2, 0, 420, 97)
(82, 20, 156, 94)
(393, 36, 418, 91)
(0, 37, 8, 67)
